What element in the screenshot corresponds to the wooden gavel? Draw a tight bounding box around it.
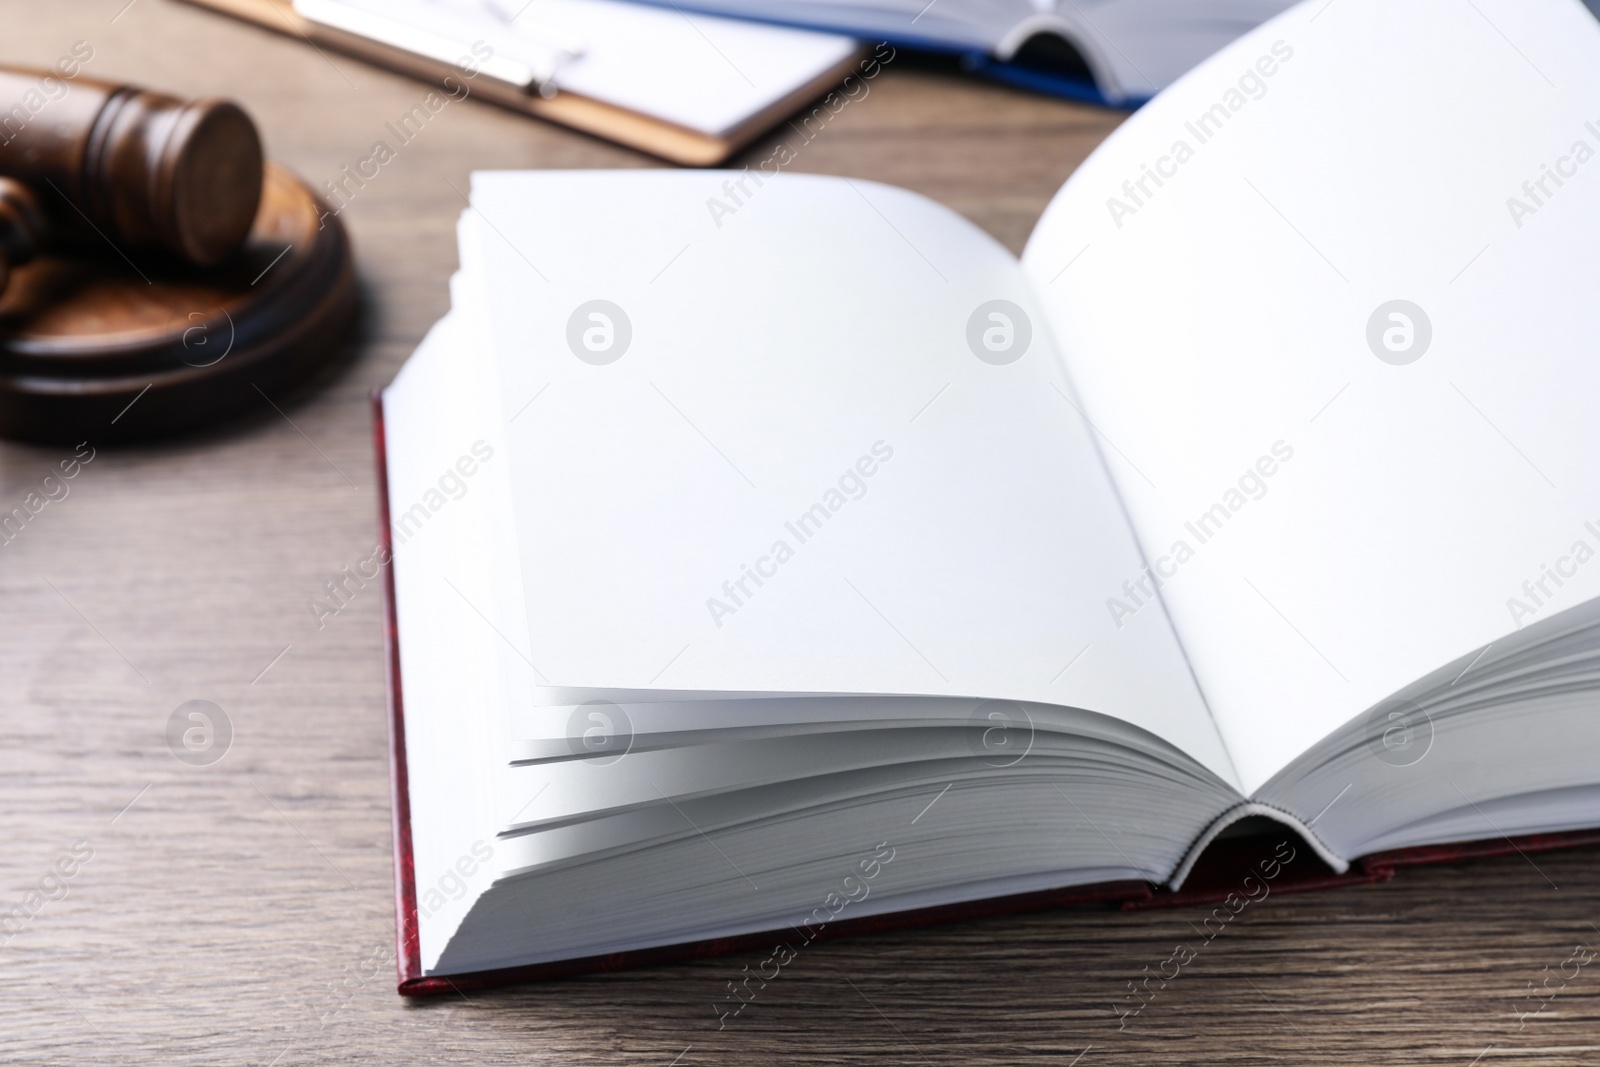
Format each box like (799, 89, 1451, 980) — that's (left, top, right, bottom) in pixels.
(0, 68, 263, 294)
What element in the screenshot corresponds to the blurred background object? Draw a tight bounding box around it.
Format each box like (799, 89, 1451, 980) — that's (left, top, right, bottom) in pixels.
(0, 69, 356, 444)
(623, 0, 1301, 105)
(184, 0, 866, 165)
(182, 0, 1298, 163)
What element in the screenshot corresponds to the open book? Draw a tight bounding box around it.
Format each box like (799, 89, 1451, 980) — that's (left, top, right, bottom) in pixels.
(378, 0, 1600, 991)
(639, 0, 1298, 105)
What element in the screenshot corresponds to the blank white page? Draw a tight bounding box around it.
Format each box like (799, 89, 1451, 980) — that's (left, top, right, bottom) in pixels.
(466, 169, 1238, 785)
(384, 310, 510, 969)
(1022, 0, 1600, 792)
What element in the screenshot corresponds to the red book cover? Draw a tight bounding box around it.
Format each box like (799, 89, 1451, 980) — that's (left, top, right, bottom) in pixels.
(372, 391, 1600, 996)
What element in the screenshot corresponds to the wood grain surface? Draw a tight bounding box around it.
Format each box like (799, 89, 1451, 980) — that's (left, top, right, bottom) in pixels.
(1, 2, 1596, 1064)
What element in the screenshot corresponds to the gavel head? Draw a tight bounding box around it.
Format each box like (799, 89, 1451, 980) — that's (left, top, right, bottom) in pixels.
(0, 70, 264, 269)
(0, 177, 46, 295)
(89, 91, 264, 267)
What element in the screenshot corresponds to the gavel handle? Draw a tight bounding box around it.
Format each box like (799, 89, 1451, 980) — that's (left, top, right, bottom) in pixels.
(0, 178, 48, 297)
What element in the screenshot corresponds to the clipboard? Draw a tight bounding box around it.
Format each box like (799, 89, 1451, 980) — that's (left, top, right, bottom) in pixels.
(178, 0, 866, 166)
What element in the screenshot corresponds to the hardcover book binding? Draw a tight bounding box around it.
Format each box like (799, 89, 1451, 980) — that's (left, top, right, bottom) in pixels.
(372, 393, 1600, 996)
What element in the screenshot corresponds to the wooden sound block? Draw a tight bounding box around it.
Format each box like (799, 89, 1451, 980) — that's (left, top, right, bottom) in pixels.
(0, 162, 357, 445)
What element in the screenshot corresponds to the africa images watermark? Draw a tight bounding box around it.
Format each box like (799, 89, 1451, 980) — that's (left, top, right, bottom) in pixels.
(705, 441, 895, 629)
(167, 699, 233, 767)
(0, 39, 95, 145)
(1115, 839, 1297, 1030)
(1505, 119, 1600, 230)
(1515, 941, 1596, 1030)
(1106, 441, 1295, 629)
(565, 700, 634, 765)
(704, 42, 896, 229)
(317, 40, 493, 228)
(290, 841, 495, 1030)
(307, 541, 390, 631)
(388, 439, 495, 547)
(0, 840, 94, 949)
(967, 300, 1032, 364)
(1503, 518, 1600, 629)
(1105, 39, 1294, 229)
(1366, 299, 1431, 365)
(713, 840, 896, 1029)
(309, 440, 495, 631)
(0, 442, 96, 548)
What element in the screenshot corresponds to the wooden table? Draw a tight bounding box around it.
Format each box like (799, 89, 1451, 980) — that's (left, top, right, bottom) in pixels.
(2, 2, 1597, 1063)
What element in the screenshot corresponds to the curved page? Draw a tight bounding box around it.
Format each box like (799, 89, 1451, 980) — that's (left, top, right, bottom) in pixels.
(465, 169, 1236, 784)
(1021, 0, 1600, 792)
